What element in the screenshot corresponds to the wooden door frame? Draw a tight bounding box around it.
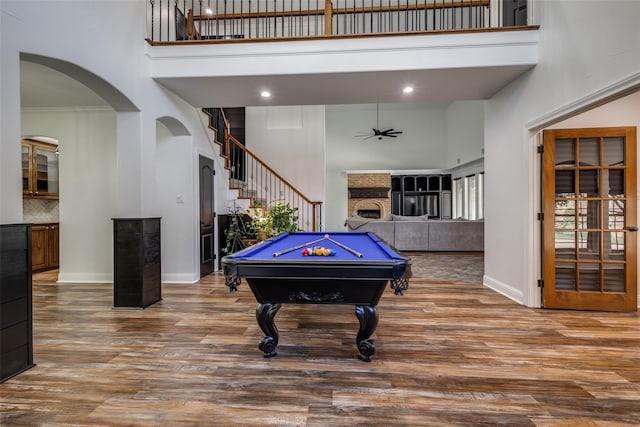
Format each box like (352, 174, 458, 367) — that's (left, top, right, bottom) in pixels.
(526, 78, 640, 310)
(541, 126, 637, 311)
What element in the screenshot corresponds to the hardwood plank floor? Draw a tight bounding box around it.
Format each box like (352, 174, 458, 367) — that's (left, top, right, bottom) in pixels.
(2, 254, 639, 426)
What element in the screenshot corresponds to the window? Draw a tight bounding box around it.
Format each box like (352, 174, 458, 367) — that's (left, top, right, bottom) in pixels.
(453, 178, 463, 219)
(453, 172, 484, 220)
(477, 172, 484, 219)
(465, 175, 476, 220)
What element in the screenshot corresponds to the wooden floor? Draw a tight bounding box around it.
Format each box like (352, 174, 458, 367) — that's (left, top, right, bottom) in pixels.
(2, 253, 639, 426)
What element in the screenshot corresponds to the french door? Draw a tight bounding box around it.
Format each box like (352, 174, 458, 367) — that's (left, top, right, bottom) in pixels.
(542, 127, 637, 311)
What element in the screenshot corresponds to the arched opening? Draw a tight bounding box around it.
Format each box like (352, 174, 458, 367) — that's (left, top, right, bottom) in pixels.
(20, 54, 138, 284)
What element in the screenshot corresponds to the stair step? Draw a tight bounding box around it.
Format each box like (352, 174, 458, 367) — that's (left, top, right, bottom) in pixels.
(229, 178, 247, 190)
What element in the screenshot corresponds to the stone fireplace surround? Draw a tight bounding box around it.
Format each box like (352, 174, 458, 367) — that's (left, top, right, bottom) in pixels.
(347, 173, 391, 219)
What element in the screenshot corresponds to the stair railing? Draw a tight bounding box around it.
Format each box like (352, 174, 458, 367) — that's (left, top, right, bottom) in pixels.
(203, 108, 323, 232)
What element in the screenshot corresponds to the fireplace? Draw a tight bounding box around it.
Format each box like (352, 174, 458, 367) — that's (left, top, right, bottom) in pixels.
(357, 209, 381, 219)
(347, 173, 391, 218)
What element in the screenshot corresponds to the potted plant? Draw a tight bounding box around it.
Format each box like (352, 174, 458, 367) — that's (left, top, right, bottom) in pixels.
(251, 203, 299, 240)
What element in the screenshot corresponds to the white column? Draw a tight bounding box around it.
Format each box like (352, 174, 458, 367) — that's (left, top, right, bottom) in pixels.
(0, 47, 23, 224)
(116, 112, 144, 217)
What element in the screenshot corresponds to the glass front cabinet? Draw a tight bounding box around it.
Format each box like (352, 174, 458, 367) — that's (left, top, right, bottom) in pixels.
(22, 139, 59, 199)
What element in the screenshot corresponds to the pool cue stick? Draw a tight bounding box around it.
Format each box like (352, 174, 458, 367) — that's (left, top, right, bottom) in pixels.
(326, 236, 363, 258)
(272, 236, 327, 257)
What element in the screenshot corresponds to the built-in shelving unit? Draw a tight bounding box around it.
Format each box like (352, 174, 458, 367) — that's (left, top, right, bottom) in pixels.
(391, 174, 451, 219)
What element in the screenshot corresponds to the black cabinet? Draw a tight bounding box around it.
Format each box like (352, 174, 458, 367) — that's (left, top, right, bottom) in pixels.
(391, 174, 452, 219)
(1, 224, 35, 383)
(113, 218, 162, 309)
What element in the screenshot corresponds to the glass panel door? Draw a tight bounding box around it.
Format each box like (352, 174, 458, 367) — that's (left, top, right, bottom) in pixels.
(543, 128, 637, 311)
(33, 146, 59, 196)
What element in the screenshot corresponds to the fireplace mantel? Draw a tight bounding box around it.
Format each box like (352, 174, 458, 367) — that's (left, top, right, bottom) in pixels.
(348, 187, 390, 199)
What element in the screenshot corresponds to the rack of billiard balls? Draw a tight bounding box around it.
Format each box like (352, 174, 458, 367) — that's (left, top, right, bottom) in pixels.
(301, 246, 336, 256)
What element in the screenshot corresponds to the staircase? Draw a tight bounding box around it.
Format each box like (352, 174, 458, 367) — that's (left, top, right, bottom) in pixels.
(203, 108, 322, 232)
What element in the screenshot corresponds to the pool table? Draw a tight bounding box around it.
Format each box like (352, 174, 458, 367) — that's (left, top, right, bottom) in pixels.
(221, 231, 411, 361)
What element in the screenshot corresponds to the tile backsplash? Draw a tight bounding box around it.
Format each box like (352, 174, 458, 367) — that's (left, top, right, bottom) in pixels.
(23, 198, 59, 223)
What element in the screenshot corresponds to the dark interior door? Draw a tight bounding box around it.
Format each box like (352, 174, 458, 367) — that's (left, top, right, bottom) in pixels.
(503, 0, 527, 26)
(199, 156, 215, 277)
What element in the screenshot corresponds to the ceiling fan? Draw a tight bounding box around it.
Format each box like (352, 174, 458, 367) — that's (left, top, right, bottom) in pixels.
(355, 104, 403, 140)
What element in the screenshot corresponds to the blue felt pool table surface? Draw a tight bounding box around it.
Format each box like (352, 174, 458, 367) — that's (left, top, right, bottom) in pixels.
(229, 231, 404, 261)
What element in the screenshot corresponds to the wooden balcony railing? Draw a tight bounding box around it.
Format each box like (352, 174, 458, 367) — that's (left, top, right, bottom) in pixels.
(147, 0, 525, 44)
(203, 108, 323, 232)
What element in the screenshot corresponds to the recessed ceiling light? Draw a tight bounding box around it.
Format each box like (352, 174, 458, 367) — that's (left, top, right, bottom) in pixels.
(260, 91, 271, 98)
(205, 8, 213, 14)
(403, 86, 414, 94)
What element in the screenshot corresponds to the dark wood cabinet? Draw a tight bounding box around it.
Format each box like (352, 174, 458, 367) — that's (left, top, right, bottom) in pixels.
(113, 218, 162, 309)
(32, 223, 59, 272)
(1, 224, 35, 383)
(22, 139, 59, 199)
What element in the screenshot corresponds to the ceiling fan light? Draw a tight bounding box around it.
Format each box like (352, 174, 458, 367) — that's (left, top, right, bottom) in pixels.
(355, 103, 403, 140)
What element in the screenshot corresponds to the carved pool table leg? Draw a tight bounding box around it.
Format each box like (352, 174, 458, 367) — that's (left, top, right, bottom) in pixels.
(355, 305, 378, 362)
(256, 303, 281, 358)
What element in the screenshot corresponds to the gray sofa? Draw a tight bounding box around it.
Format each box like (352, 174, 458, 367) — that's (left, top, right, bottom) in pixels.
(345, 215, 484, 252)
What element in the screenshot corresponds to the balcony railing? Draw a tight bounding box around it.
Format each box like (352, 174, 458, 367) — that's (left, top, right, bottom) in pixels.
(147, 0, 525, 43)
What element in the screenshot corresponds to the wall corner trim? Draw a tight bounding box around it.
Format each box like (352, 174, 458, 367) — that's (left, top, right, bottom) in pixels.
(483, 275, 526, 306)
(525, 71, 640, 132)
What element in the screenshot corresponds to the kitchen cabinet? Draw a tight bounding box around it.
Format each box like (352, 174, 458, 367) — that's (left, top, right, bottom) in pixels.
(32, 223, 59, 272)
(22, 139, 59, 199)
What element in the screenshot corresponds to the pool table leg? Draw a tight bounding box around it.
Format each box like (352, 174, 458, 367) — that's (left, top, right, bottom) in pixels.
(256, 303, 281, 358)
(355, 305, 378, 362)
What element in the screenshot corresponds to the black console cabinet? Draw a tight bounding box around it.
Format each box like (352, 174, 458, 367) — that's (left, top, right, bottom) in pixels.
(1, 224, 35, 383)
(113, 218, 162, 309)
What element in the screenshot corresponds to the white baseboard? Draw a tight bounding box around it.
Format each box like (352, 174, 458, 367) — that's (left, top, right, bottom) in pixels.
(57, 272, 112, 283)
(57, 272, 200, 284)
(162, 273, 199, 284)
(483, 274, 524, 305)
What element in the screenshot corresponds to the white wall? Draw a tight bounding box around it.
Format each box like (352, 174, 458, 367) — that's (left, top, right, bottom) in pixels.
(484, 0, 640, 307)
(2, 1, 223, 282)
(156, 124, 197, 283)
(446, 100, 485, 168)
(245, 105, 325, 202)
(22, 108, 117, 282)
